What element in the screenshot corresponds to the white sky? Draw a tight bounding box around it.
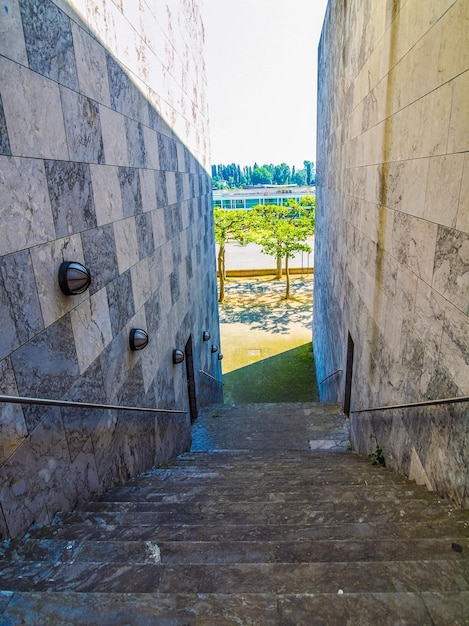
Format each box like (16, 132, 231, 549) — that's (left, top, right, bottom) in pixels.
(201, 0, 329, 170)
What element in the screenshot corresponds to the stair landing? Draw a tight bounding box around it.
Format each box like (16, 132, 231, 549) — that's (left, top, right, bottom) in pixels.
(0, 402, 468, 624)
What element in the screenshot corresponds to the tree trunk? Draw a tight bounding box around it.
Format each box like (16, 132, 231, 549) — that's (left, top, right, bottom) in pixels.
(285, 255, 290, 299)
(218, 245, 225, 303)
(276, 253, 283, 279)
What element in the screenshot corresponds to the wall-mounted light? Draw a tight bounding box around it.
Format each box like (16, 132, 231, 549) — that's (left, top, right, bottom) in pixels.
(173, 349, 185, 364)
(58, 261, 91, 295)
(218, 353, 224, 360)
(129, 328, 149, 351)
(211, 345, 218, 353)
(203, 331, 211, 341)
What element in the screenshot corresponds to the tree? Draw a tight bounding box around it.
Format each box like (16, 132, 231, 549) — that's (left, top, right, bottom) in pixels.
(213, 209, 253, 302)
(250, 203, 315, 298)
(303, 160, 315, 186)
(273, 163, 291, 185)
(251, 166, 272, 185)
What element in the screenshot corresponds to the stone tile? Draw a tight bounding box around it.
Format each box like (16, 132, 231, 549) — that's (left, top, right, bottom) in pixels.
(0, 272, 19, 360)
(0, 358, 27, 465)
(0, 57, 68, 159)
(438, 0, 469, 86)
(44, 160, 97, 238)
(416, 82, 452, 158)
(10, 316, 79, 430)
(0, 408, 72, 538)
(422, 591, 469, 626)
(0, 0, 28, 64)
(155, 169, 168, 207)
(142, 125, 160, 169)
(432, 225, 469, 315)
(118, 166, 143, 217)
(0, 156, 55, 256)
(424, 154, 465, 228)
(71, 22, 111, 106)
(139, 168, 157, 213)
(151, 208, 167, 250)
(439, 302, 469, 395)
(448, 69, 469, 154)
(99, 104, 128, 166)
(113, 217, 139, 273)
(19, 0, 78, 89)
(90, 164, 124, 226)
(0, 249, 44, 344)
(413, 278, 446, 355)
(391, 212, 438, 284)
(29, 234, 88, 329)
(81, 224, 119, 294)
(457, 153, 469, 234)
(70, 288, 113, 374)
(106, 53, 145, 122)
(0, 95, 11, 156)
(135, 212, 155, 262)
(106, 270, 135, 337)
(125, 119, 146, 168)
(60, 88, 104, 164)
(131, 258, 152, 311)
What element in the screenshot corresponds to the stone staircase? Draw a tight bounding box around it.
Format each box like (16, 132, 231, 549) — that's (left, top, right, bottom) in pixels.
(0, 402, 468, 624)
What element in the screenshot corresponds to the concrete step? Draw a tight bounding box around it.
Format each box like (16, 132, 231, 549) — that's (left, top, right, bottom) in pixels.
(1, 402, 468, 624)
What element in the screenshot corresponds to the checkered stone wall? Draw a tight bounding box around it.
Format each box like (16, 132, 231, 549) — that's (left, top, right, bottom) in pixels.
(0, 0, 222, 538)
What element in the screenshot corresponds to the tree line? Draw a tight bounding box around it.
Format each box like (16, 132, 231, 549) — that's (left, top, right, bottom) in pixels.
(214, 196, 315, 302)
(212, 161, 315, 188)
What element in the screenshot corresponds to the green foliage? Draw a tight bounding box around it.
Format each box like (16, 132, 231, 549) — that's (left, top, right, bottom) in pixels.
(212, 160, 315, 188)
(368, 434, 386, 467)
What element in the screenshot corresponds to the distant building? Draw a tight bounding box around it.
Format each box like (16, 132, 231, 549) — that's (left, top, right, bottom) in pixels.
(213, 187, 315, 210)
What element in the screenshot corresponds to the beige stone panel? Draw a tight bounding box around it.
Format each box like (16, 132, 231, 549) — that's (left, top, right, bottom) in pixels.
(90, 164, 123, 226)
(413, 279, 446, 355)
(143, 126, 160, 170)
(456, 153, 469, 233)
(397, 99, 423, 161)
(113, 217, 139, 274)
(439, 302, 469, 394)
(0, 58, 68, 160)
(166, 171, 178, 205)
(383, 301, 404, 360)
(72, 22, 111, 106)
(70, 288, 112, 374)
(0, 0, 27, 64)
(408, 217, 439, 284)
(83, 0, 118, 57)
(394, 262, 418, 316)
(99, 105, 128, 166)
(424, 154, 464, 228)
(140, 169, 157, 213)
(30, 235, 88, 328)
(438, 0, 469, 86)
(131, 258, 151, 311)
(448, 70, 469, 154)
(399, 157, 429, 218)
(416, 82, 452, 157)
(0, 156, 56, 256)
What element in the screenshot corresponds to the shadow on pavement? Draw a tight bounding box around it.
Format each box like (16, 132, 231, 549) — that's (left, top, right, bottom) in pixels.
(223, 343, 319, 404)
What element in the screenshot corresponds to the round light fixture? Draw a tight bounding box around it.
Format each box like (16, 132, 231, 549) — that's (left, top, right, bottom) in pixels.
(218, 353, 224, 360)
(129, 328, 149, 351)
(173, 349, 185, 364)
(58, 261, 91, 295)
(203, 331, 211, 341)
(211, 344, 218, 353)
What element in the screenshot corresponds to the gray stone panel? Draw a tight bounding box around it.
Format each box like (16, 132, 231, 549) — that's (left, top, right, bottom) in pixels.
(60, 88, 104, 164)
(81, 224, 119, 295)
(45, 161, 97, 238)
(0, 358, 27, 466)
(0, 95, 11, 155)
(155, 170, 168, 207)
(125, 119, 146, 168)
(433, 226, 469, 315)
(135, 212, 155, 260)
(118, 167, 143, 217)
(19, 0, 78, 90)
(11, 316, 79, 430)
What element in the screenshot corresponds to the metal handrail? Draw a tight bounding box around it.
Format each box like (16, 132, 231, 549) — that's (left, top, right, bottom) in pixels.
(352, 395, 469, 414)
(199, 370, 223, 385)
(0, 394, 187, 414)
(318, 369, 342, 385)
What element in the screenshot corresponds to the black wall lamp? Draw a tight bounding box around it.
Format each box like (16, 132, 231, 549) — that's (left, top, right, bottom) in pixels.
(58, 261, 91, 295)
(203, 331, 211, 341)
(173, 349, 185, 364)
(211, 344, 218, 353)
(129, 328, 149, 351)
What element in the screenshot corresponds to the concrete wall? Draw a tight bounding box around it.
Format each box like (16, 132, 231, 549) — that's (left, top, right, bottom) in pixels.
(315, 0, 468, 506)
(0, 0, 222, 538)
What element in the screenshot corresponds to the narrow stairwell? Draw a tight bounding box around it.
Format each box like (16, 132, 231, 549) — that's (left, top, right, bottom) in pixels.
(0, 402, 468, 624)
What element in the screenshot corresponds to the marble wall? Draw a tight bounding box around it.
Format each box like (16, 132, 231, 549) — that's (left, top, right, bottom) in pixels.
(315, 0, 468, 506)
(0, 0, 222, 538)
